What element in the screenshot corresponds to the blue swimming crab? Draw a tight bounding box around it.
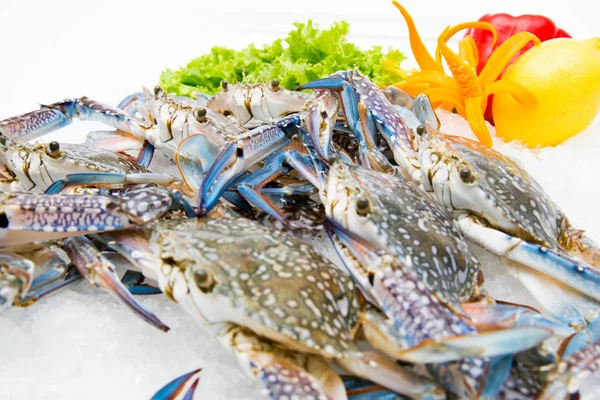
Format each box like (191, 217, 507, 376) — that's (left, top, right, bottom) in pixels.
(301, 70, 600, 328)
(96, 216, 448, 399)
(321, 160, 561, 398)
(0, 185, 195, 330)
(0, 135, 181, 194)
(207, 78, 310, 128)
(0, 86, 247, 170)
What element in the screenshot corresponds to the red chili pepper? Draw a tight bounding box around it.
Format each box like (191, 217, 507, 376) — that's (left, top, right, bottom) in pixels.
(465, 13, 571, 124)
(466, 13, 571, 74)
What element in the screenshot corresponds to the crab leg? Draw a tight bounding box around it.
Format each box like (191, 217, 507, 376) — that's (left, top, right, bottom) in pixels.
(458, 216, 600, 302)
(44, 172, 176, 194)
(26, 247, 70, 291)
(0, 191, 162, 248)
(216, 324, 343, 400)
(538, 339, 600, 400)
(461, 302, 577, 338)
(0, 97, 152, 142)
(92, 229, 160, 281)
(337, 351, 446, 400)
(342, 375, 401, 400)
(21, 265, 83, 306)
(198, 115, 300, 215)
(117, 92, 147, 116)
(0, 252, 35, 312)
(62, 236, 169, 332)
(13, 247, 84, 305)
(120, 270, 162, 295)
(85, 129, 145, 157)
(151, 368, 202, 400)
(236, 150, 320, 227)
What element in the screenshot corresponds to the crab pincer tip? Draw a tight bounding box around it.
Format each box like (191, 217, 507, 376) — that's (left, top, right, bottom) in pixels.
(151, 368, 202, 400)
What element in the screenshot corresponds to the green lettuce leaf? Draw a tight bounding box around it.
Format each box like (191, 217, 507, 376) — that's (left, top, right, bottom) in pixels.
(159, 20, 405, 96)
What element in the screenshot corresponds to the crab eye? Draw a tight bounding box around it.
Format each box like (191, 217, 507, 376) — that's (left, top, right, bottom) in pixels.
(194, 108, 207, 122)
(223, 110, 233, 117)
(46, 141, 60, 156)
(459, 167, 474, 183)
(355, 197, 370, 216)
(153, 86, 163, 96)
(0, 212, 8, 229)
(416, 125, 425, 136)
(0, 136, 6, 146)
(221, 80, 229, 91)
(270, 78, 280, 90)
(194, 269, 216, 293)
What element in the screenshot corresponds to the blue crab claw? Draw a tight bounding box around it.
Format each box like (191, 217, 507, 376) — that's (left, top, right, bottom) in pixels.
(299, 79, 393, 173)
(61, 236, 169, 332)
(393, 105, 423, 131)
(462, 302, 576, 338)
(121, 270, 162, 295)
(137, 141, 155, 168)
(199, 118, 297, 215)
(411, 94, 440, 130)
(151, 368, 201, 400)
(0, 97, 151, 142)
(117, 92, 146, 114)
(303, 103, 333, 164)
(560, 316, 600, 358)
(382, 86, 414, 108)
(175, 134, 221, 192)
(197, 141, 238, 216)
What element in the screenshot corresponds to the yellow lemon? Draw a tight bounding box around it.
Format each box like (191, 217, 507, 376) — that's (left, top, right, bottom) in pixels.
(493, 38, 600, 147)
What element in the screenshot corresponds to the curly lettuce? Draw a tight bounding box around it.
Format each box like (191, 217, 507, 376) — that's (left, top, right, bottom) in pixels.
(159, 20, 405, 96)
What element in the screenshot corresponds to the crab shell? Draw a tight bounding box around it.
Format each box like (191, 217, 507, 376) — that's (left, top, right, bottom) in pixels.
(0, 138, 147, 193)
(150, 217, 360, 360)
(324, 160, 481, 312)
(207, 81, 309, 128)
(418, 131, 566, 249)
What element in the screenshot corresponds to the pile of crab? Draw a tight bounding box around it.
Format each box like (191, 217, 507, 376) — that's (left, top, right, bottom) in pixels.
(1, 71, 600, 400)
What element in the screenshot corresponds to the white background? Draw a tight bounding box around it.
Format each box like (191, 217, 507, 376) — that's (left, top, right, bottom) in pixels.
(0, 0, 597, 123)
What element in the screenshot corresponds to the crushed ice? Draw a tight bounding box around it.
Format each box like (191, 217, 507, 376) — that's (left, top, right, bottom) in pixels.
(1, 112, 599, 399)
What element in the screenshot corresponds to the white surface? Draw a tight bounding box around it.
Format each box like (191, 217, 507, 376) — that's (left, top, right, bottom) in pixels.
(1, 1, 599, 399)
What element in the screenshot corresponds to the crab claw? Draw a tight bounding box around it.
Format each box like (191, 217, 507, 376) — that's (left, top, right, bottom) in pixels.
(197, 141, 238, 216)
(199, 117, 297, 216)
(382, 86, 414, 108)
(301, 92, 337, 164)
(151, 368, 201, 400)
(62, 236, 169, 332)
(299, 78, 394, 173)
(175, 134, 220, 192)
(0, 252, 34, 313)
(412, 94, 440, 130)
(221, 325, 343, 400)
